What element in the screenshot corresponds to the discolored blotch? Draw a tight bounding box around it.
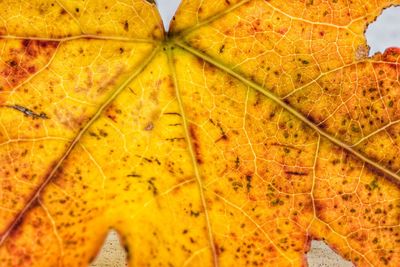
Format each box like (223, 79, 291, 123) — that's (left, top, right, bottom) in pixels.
(382, 47, 400, 62)
(0, 40, 58, 91)
(189, 124, 203, 164)
(105, 103, 122, 123)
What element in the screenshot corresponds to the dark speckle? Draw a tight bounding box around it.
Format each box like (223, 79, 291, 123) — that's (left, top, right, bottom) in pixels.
(285, 171, 308, 176)
(147, 177, 158, 195)
(190, 210, 200, 217)
(219, 44, 225, 53)
(246, 175, 252, 192)
(123, 20, 129, 32)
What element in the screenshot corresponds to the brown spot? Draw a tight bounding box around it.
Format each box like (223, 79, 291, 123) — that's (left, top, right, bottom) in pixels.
(123, 20, 129, 32)
(211, 119, 228, 143)
(7, 217, 23, 239)
(22, 39, 30, 47)
(349, 231, 368, 242)
(251, 19, 263, 33)
(27, 66, 36, 73)
(246, 174, 252, 192)
(219, 44, 225, 53)
(144, 122, 154, 131)
(195, 57, 204, 66)
(189, 124, 203, 164)
(314, 200, 326, 215)
(270, 142, 302, 153)
(37, 40, 58, 49)
(105, 103, 120, 123)
(285, 171, 308, 176)
(277, 27, 288, 35)
(306, 113, 322, 125)
(214, 240, 223, 256)
(318, 121, 327, 129)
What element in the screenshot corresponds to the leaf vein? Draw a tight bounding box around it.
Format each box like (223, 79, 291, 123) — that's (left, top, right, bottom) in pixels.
(175, 40, 400, 184)
(0, 44, 161, 245)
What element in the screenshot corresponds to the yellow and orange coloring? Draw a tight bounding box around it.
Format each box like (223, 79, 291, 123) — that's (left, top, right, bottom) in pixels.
(0, 0, 400, 266)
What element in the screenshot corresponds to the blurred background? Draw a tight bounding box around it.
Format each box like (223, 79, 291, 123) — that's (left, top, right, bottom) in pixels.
(91, 1, 400, 266)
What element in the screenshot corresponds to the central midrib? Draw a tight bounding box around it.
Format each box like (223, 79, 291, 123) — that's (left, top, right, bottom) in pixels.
(166, 45, 220, 267)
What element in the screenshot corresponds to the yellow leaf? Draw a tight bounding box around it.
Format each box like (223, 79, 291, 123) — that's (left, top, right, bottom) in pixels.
(0, 0, 400, 266)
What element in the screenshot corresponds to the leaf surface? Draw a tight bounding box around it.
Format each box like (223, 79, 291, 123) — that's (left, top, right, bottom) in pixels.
(0, 0, 400, 266)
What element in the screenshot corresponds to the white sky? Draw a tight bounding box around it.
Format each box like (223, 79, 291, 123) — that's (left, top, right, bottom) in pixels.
(157, 0, 181, 30)
(365, 6, 400, 54)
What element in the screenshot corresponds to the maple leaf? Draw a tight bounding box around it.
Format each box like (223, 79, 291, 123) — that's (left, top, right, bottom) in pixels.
(0, 0, 399, 266)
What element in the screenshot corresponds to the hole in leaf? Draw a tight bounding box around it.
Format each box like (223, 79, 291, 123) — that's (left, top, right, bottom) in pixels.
(366, 6, 400, 56)
(90, 230, 127, 267)
(156, 0, 181, 31)
(307, 241, 353, 267)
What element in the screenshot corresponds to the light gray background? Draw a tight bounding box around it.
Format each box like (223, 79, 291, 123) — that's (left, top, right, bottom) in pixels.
(91, 2, 400, 266)
(366, 6, 400, 55)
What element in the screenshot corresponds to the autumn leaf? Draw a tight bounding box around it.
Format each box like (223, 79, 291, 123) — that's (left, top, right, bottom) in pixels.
(0, 0, 400, 266)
